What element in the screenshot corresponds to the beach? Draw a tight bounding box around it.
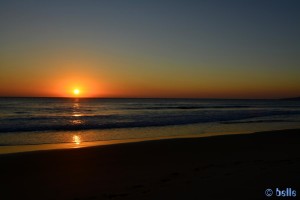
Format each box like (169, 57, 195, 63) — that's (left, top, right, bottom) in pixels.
(1, 0, 300, 199)
(0, 129, 299, 200)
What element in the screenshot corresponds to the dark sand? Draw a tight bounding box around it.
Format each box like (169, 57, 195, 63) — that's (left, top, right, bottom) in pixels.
(0, 129, 299, 200)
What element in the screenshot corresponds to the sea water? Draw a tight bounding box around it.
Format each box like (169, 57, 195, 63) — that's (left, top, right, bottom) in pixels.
(0, 98, 300, 148)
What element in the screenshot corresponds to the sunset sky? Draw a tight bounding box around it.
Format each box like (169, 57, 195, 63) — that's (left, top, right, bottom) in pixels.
(0, 0, 299, 98)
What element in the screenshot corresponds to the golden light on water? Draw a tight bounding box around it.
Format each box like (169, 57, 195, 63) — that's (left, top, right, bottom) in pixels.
(72, 102, 82, 117)
(73, 135, 81, 144)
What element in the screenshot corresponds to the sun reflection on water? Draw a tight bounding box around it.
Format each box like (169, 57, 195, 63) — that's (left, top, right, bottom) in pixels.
(73, 135, 81, 144)
(71, 119, 83, 125)
(73, 102, 80, 109)
(71, 101, 84, 122)
(72, 102, 81, 116)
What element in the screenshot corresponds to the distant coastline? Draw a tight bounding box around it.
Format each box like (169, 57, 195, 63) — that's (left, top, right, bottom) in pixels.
(281, 97, 300, 101)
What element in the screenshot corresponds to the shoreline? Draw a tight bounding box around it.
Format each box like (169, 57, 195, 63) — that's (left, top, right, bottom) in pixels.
(0, 127, 297, 155)
(0, 129, 251, 155)
(0, 128, 299, 199)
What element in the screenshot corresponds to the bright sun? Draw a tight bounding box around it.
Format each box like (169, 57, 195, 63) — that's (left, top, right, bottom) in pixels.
(73, 89, 80, 95)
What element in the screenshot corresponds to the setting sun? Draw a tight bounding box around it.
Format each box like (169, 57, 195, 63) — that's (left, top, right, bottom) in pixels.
(73, 89, 80, 95)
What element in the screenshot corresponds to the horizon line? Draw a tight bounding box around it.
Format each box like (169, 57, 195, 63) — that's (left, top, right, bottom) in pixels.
(0, 96, 298, 100)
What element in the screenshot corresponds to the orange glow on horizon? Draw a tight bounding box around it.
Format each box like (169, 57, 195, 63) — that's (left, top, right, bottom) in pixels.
(49, 74, 109, 98)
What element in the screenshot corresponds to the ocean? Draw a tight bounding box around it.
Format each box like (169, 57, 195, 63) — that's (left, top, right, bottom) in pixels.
(0, 98, 300, 148)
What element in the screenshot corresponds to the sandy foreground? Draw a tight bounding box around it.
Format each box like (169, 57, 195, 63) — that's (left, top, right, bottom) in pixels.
(0, 129, 299, 200)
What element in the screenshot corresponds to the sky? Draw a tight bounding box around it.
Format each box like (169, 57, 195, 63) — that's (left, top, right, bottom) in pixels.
(0, 0, 299, 98)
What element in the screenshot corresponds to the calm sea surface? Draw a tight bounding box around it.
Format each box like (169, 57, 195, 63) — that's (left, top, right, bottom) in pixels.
(0, 98, 300, 146)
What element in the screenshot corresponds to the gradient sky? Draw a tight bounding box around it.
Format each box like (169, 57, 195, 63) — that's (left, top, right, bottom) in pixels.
(0, 0, 299, 98)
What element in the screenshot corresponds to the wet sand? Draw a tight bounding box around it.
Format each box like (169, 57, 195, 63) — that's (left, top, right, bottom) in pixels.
(0, 129, 299, 200)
